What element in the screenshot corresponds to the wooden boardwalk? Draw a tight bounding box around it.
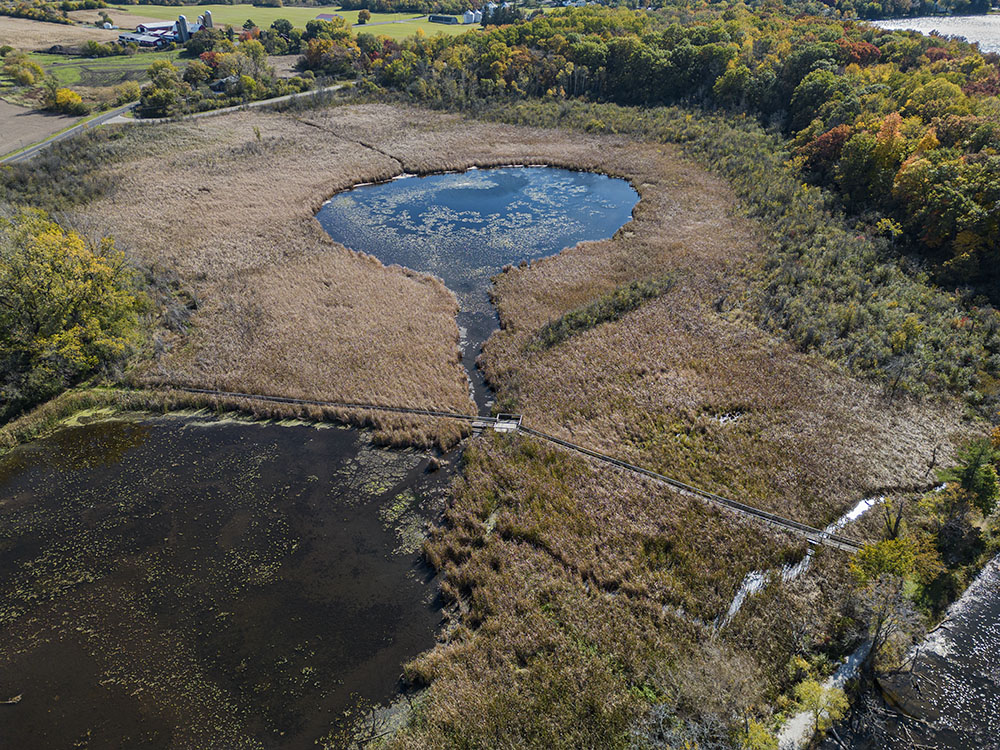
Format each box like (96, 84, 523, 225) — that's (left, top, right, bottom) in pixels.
(158, 386, 864, 553)
(518, 425, 863, 553)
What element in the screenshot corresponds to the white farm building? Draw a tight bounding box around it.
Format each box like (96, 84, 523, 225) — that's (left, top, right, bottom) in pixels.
(120, 11, 214, 47)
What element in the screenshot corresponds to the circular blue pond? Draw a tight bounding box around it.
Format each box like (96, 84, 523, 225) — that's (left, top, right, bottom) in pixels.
(316, 166, 639, 410)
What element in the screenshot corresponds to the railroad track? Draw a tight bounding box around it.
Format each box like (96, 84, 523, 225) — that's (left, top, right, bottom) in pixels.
(155, 386, 865, 553)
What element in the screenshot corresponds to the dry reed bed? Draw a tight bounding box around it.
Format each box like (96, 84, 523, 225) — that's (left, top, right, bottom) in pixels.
(429, 434, 804, 623)
(388, 433, 822, 749)
(487, 291, 966, 524)
(45, 103, 975, 743)
(77, 110, 473, 444)
(76, 100, 967, 504)
(72, 104, 758, 446)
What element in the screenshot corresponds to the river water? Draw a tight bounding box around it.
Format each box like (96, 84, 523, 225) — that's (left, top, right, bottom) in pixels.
(0, 416, 450, 748)
(316, 167, 639, 412)
(871, 14, 1000, 52)
(867, 555, 1000, 749)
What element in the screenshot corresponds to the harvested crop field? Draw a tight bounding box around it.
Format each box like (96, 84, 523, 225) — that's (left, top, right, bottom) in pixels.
(66, 8, 167, 29)
(0, 16, 120, 51)
(0, 100, 76, 157)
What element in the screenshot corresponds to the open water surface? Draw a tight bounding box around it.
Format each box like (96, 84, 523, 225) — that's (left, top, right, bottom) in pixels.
(871, 14, 1000, 52)
(315, 167, 639, 412)
(0, 416, 448, 748)
(861, 556, 1000, 749)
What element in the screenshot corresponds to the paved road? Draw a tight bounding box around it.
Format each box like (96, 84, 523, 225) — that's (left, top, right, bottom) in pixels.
(1, 101, 135, 164)
(2, 83, 346, 164)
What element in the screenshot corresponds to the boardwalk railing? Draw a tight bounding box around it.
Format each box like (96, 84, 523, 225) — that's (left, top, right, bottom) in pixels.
(155, 386, 864, 553)
(518, 425, 863, 553)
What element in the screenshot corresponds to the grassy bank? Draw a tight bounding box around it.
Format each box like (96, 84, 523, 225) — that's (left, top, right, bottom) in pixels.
(0, 384, 475, 457)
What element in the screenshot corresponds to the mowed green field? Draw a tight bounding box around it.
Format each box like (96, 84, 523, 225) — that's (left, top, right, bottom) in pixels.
(108, 3, 476, 36)
(26, 49, 184, 87)
(109, 3, 414, 26)
(360, 18, 474, 39)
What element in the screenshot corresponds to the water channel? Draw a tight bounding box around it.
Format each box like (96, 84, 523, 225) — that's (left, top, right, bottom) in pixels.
(316, 166, 639, 412)
(0, 167, 639, 746)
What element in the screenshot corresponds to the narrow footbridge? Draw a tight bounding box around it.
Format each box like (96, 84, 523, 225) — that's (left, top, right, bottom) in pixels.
(162, 387, 864, 553)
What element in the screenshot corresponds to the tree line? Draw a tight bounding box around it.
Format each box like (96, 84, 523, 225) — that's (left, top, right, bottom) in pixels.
(136, 19, 325, 116)
(296, 3, 1000, 296)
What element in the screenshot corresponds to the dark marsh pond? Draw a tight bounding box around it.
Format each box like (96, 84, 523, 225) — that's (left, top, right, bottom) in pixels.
(0, 416, 449, 748)
(316, 167, 639, 412)
(0, 167, 640, 747)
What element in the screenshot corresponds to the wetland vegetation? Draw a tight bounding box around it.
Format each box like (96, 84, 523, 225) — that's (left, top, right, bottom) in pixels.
(0, 95, 991, 749)
(2, 0, 1000, 746)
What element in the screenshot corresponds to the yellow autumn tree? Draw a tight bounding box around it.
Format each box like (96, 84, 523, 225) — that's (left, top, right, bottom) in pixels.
(793, 679, 848, 740)
(0, 209, 143, 420)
